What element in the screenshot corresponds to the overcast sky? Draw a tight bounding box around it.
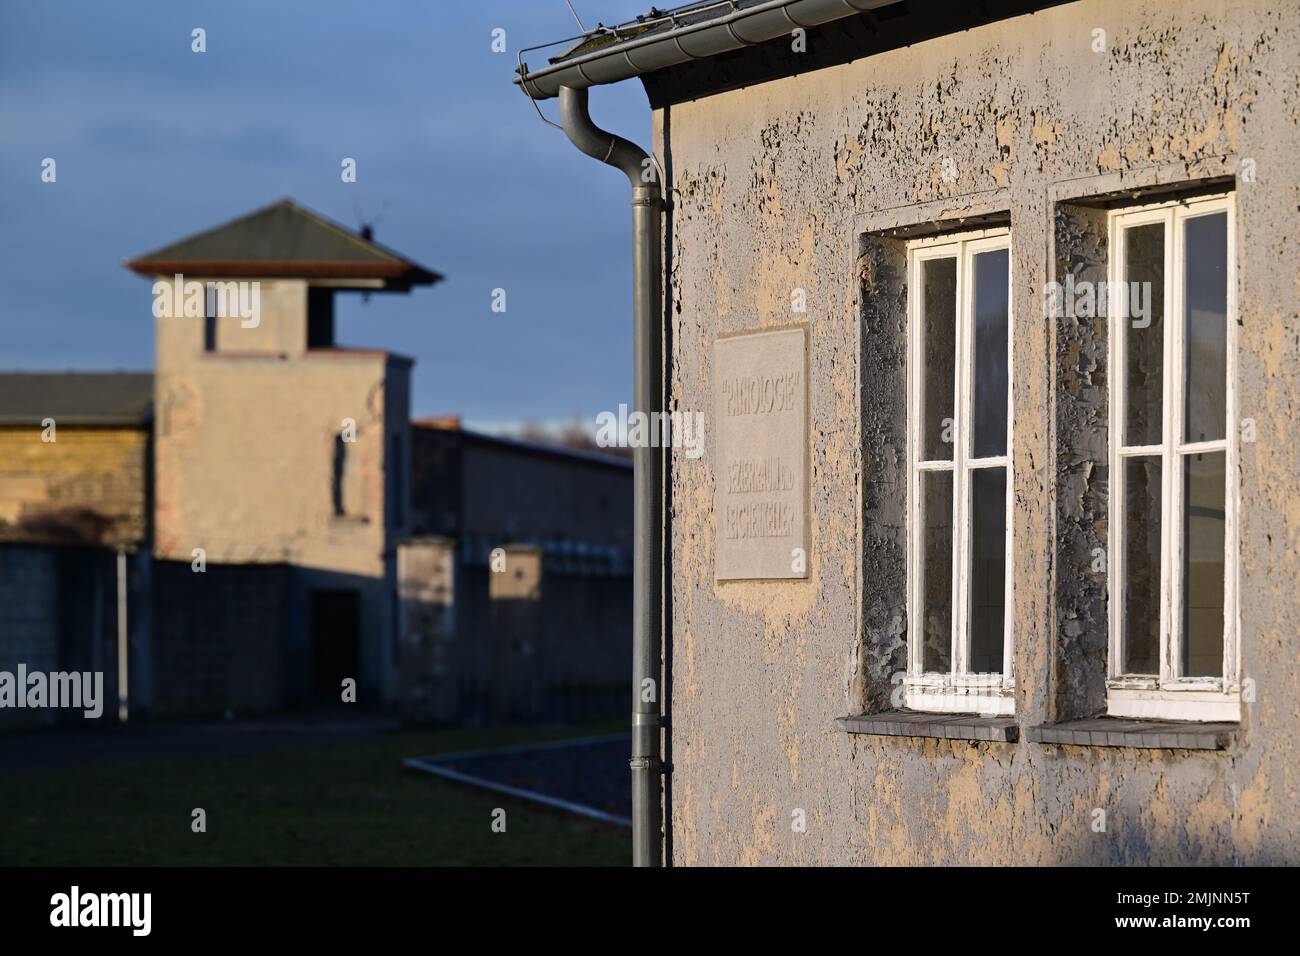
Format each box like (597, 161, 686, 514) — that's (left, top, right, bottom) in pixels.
(0, 0, 654, 430)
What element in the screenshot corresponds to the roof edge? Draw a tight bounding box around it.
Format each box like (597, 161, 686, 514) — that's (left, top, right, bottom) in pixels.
(514, 0, 894, 100)
(122, 258, 442, 284)
(412, 421, 634, 471)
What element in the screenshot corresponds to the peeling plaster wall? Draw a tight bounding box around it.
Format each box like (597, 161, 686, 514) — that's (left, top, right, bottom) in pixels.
(657, 0, 1299, 865)
(1053, 202, 1111, 722)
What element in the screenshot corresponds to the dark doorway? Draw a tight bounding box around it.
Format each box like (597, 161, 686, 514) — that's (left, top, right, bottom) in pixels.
(310, 589, 360, 705)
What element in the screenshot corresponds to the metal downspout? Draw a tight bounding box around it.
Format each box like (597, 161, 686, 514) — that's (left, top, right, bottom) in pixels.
(557, 85, 664, 867)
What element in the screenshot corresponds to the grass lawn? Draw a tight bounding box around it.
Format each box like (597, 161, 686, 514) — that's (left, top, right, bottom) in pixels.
(0, 723, 630, 866)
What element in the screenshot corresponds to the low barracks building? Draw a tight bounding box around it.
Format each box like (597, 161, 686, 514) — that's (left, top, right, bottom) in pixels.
(520, 0, 1299, 863)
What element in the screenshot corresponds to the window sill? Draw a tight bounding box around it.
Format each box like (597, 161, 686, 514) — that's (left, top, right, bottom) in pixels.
(1106, 686, 1240, 722)
(199, 350, 289, 360)
(1026, 718, 1238, 751)
(835, 711, 1018, 743)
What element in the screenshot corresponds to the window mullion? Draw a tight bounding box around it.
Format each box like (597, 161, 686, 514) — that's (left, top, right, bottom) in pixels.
(907, 250, 922, 680)
(952, 240, 971, 676)
(1161, 206, 1179, 685)
(1224, 203, 1239, 689)
(1107, 215, 1125, 681)
(1001, 244, 1014, 685)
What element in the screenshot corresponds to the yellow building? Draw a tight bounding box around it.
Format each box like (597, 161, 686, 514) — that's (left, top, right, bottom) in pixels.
(0, 372, 152, 548)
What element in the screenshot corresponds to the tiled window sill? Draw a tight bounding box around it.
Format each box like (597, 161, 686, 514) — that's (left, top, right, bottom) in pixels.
(1026, 718, 1238, 750)
(835, 711, 1018, 743)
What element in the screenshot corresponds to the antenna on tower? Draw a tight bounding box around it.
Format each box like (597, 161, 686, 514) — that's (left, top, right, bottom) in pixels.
(563, 0, 587, 32)
(352, 196, 390, 242)
(351, 197, 391, 304)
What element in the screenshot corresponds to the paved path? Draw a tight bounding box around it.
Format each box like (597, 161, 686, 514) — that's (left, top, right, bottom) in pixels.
(406, 734, 632, 825)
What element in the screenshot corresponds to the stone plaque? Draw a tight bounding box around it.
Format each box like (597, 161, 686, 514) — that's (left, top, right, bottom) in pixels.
(714, 325, 808, 581)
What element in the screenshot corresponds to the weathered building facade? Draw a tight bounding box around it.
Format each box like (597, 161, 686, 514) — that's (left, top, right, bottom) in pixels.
(520, 0, 1299, 864)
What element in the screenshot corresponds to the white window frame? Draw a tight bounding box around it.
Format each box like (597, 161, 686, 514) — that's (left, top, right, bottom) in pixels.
(905, 228, 1014, 716)
(1106, 194, 1240, 722)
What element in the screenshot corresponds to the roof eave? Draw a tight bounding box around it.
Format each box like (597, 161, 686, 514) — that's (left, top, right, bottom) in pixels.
(0, 416, 152, 428)
(123, 259, 443, 286)
(514, 0, 895, 100)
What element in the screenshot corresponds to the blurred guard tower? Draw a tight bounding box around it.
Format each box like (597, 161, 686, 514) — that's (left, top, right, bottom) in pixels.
(126, 199, 441, 709)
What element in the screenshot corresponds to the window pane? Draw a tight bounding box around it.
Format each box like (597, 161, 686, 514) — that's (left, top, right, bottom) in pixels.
(1182, 451, 1226, 677)
(972, 248, 1009, 458)
(1122, 456, 1162, 674)
(921, 257, 956, 460)
(1123, 223, 1165, 447)
(920, 470, 953, 673)
(1184, 212, 1228, 444)
(969, 466, 1006, 673)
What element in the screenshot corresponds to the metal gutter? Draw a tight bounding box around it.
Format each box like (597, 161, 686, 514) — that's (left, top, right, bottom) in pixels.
(514, 0, 898, 870)
(556, 85, 665, 867)
(515, 0, 895, 100)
